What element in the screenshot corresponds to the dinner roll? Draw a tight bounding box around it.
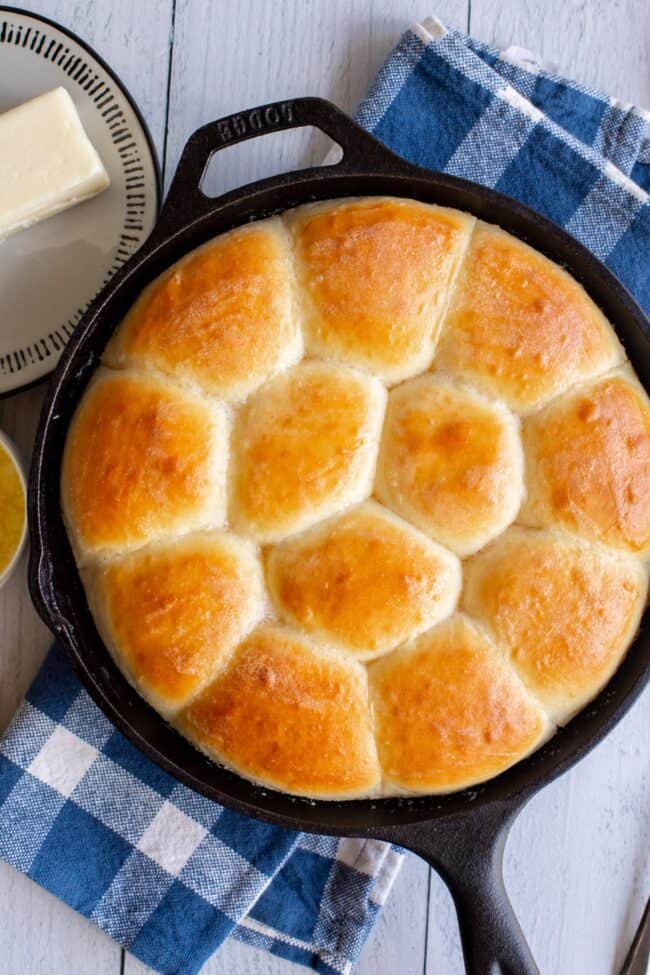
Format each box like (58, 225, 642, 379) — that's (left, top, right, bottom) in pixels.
(62, 194, 650, 801)
(375, 375, 524, 555)
(104, 219, 301, 402)
(267, 501, 461, 660)
(84, 532, 265, 717)
(522, 370, 650, 556)
(369, 614, 549, 794)
(436, 221, 622, 413)
(62, 368, 228, 562)
(463, 527, 647, 723)
(287, 197, 474, 383)
(230, 360, 386, 543)
(178, 624, 381, 799)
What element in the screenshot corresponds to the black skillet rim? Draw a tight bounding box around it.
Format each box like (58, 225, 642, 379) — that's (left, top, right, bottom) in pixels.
(27, 100, 650, 835)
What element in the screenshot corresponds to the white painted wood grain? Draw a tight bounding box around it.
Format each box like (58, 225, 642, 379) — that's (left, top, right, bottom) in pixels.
(161, 0, 468, 193)
(1, 2, 649, 975)
(0, 864, 119, 975)
(504, 701, 650, 975)
(472, 0, 650, 107)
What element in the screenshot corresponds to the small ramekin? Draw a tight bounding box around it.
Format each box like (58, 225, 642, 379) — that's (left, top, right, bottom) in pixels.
(0, 430, 27, 589)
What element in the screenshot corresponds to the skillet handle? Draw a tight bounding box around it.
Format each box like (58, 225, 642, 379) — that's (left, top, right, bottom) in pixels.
(156, 97, 407, 234)
(386, 804, 540, 975)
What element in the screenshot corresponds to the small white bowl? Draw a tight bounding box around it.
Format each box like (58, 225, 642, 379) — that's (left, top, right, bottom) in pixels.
(0, 430, 27, 589)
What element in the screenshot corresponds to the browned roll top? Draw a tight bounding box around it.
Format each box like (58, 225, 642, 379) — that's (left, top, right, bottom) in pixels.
(62, 196, 650, 800)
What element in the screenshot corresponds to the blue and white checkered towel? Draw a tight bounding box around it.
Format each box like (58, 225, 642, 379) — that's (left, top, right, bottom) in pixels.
(1, 16, 649, 975)
(357, 17, 649, 311)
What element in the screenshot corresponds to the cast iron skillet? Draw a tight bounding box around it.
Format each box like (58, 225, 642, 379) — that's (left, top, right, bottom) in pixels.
(29, 98, 650, 975)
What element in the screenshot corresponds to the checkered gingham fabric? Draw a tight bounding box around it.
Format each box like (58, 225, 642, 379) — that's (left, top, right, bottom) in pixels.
(1, 16, 649, 975)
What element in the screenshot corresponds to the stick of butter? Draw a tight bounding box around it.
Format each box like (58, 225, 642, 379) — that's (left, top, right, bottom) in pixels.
(0, 87, 110, 240)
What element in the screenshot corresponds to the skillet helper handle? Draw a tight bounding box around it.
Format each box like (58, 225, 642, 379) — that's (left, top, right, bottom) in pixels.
(157, 96, 405, 234)
(387, 805, 539, 975)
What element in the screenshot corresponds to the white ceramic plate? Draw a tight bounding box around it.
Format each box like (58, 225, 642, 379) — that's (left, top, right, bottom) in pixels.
(0, 6, 160, 396)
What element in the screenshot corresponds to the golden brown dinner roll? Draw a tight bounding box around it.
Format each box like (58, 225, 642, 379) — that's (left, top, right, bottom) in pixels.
(85, 532, 266, 717)
(375, 375, 524, 555)
(521, 370, 650, 556)
(178, 624, 381, 799)
(62, 195, 650, 801)
(287, 197, 474, 383)
(463, 527, 647, 723)
(369, 614, 549, 793)
(229, 360, 386, 542)
(435, 221, 622, 413)
(61, 368, 228, 562)
(103, 219, 301, 402)
(267, 500, 461, 660)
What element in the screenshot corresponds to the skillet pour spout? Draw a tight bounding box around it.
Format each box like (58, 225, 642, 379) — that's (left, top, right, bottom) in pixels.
(28, 97, 650, 975)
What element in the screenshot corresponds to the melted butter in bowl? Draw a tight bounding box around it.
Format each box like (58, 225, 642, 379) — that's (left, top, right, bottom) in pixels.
(0, 433, 26, 586)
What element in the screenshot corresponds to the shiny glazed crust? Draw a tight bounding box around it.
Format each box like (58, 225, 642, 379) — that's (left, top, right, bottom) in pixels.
(463, 527, 648, 723)
(62, 197, 650, 799)
(267, 500, 461, 660)
(61, 368, 228, 562)
(229, 361, 386, 542)
(369, 614, 550, 793)
(83, 532, 266, 717)
(178, 624, 381, 799)
(103, 219, 302, 402)
(287, 197, 475, 383)
(375, 375, 524, 555)
(435, 222, 623, 412)
(521, 369, 650, 555)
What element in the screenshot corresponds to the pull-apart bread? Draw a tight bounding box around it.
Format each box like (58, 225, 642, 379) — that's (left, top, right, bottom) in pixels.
(62, 196, 648, 799)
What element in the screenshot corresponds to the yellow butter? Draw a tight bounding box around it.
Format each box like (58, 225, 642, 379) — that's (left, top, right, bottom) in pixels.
(0, 441, 25, 576)
(0, 87, 110, 240)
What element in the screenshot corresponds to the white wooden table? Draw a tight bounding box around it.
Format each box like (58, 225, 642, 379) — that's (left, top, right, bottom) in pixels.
(0, 2, 648, 973)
